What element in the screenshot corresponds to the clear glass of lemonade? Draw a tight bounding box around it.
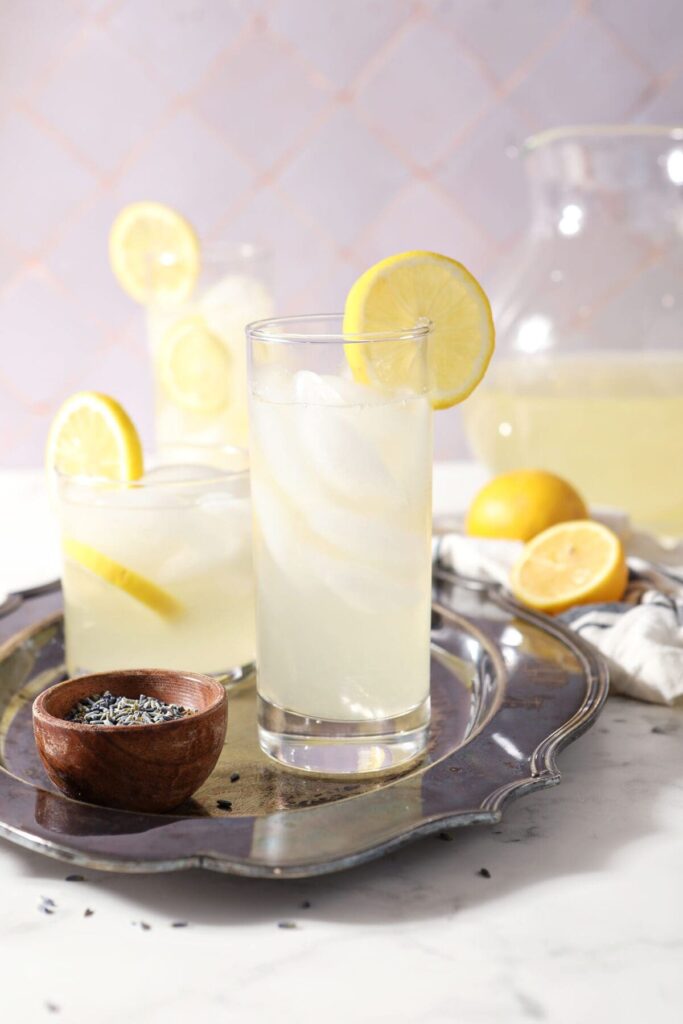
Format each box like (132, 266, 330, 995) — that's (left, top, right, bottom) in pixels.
(147, 243, 272, 448)
(57, 445, 256, 680)
(247, 315, 433, 775)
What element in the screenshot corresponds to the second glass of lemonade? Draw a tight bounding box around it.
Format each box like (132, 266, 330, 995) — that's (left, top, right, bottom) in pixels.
(147, 243, 272, 448)
(247, 315, 433, 775)
(58, 445, 256, 680)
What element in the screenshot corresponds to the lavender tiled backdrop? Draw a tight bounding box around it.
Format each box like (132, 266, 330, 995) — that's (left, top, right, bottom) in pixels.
(0, 0, 681, 464)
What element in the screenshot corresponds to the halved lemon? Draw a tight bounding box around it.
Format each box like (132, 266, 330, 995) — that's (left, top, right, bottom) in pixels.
(343, 251, 495, 409)
(510, 520, 628, 615)
(109, 201, 200, 304)
(158, 315, 232, 413)
(63, 539, 181, 619)
(46, 392, 143, 481)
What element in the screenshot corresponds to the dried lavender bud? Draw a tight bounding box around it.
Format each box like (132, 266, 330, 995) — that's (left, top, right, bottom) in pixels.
(39, 896, 56, 915)
(67, 691, 195, 727)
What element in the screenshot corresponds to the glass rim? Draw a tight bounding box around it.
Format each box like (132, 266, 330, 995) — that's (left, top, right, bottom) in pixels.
(246, 313, 432, 345)
(524, 123, 683, 153)
(54, 442, 249, 494)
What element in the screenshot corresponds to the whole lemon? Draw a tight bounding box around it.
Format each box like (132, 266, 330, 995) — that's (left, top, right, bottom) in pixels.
(465, 470, 588, 542)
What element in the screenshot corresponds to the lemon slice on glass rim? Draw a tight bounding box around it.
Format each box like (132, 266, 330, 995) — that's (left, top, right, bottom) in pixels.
(343, 251, 495, 409)
(46, 391, 143, 481)
(109, 201, 200, 304)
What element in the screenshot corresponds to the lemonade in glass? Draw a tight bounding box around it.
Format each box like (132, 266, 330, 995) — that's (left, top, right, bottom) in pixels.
(246, 251, 495, 774)
(147, 243, 272, 448)
(248, 316, 433, 773)
(48, 394, 255, 680)
(109, 203, 272, 448)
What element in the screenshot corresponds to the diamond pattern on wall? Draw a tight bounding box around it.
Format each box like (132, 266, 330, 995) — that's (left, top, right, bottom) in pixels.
(0, 0, 82, 106)
(108, 0, 251, 95)
(45, 194, 140, 335)
(635, 70, 683, 123)
(81, 333, 155, 443)
(222, 187, 338, 308)
(111, 109, 253, 239)
(435, 104, 531, 247)
(0, 269, 106, 405)
(508, 15, 652, 129)
(269, 0, 414, 88)
(0, 111, 96, 256)
(593, 0, 683, 76)
(361, 18, 495, 167)
(33, 26, 170, 175)
(0, 0, 680, 464)
(194, 26, 330, 171)
(279, 108, 409, 247)
(427, 0, 574, 86)
(362, 181, 492, 279)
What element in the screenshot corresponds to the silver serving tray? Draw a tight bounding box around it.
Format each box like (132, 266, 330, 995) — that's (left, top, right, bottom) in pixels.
(0, 572, 607, 877)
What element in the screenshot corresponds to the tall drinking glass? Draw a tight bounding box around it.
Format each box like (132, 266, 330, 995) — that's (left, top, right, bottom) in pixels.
(247, 315, 433, 774)
(147, 243, 272, 448)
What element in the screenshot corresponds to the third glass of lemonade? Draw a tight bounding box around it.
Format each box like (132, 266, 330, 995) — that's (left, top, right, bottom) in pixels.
(147, 243, 272, 448)
(247, 315, 433, 775)
(58, 445, 255, 680)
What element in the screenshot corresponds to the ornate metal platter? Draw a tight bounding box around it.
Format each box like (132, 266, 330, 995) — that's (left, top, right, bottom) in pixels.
(0, 572, 607, 878)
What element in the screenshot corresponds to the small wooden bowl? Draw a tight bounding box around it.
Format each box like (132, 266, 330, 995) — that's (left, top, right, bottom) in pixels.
(32, 669, 227, 813)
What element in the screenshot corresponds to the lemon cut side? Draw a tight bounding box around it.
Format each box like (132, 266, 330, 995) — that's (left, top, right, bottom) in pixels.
(510, 520, 628, 615)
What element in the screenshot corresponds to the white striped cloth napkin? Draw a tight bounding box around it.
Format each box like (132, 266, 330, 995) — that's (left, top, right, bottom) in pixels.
(433, 510, 683, 706)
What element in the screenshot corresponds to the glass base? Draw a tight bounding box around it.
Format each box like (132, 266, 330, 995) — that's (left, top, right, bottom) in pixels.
(257, 695, 430, 776)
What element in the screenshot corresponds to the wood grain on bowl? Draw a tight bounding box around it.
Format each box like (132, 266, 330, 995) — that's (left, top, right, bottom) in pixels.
(32, 669, 227, 813)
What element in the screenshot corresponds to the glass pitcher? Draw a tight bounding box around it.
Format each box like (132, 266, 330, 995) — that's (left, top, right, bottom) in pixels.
(463, 125, 683, 536)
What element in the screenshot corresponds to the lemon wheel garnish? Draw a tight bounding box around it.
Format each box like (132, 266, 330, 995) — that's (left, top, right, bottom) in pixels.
(510, 520, 628, 615)
(158, 315, 232, 413)
(63, 539, 182, 619)
(46, 392, 143, 481)
(109, 201, 200, 304)
(343, 251, 495, 409)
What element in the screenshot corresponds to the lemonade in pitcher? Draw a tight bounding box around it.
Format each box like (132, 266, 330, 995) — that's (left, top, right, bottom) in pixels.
(463, 351, 683, 535)
(461, 126, 683, 536)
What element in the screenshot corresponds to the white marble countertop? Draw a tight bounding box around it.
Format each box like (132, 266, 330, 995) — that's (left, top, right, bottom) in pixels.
(1, 466, 681, 1024)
